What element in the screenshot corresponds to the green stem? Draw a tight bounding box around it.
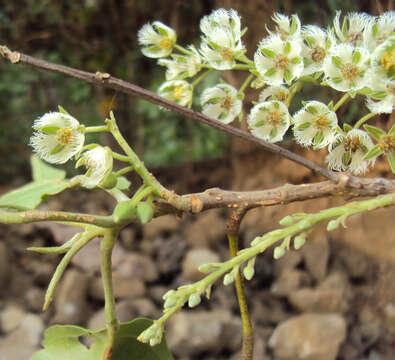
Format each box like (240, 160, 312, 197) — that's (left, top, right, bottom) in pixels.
(114, 166, 134, 177)
(101, 229, 120, 357)
(84, 125, 109, 133)
(354, 112, 377, 129)
(0, 209, 115, 227)
(228, 233, 254, 360)
(232, 64, 252, 70)
(191, 69, 213, 87)
(43, 226, 103, 310)
(333, 92, 351, 111)
(105, 188, 130, 203)
(285, 81, 303, 107)
(131, 185, 154, 207)
(174, 44, 193, 55)
(107, 112, 189, 210)
(238, 74, 254, 95)
(112, 152, 131, 162)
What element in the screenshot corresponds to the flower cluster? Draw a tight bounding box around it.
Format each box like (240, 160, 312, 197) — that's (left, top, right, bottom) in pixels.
(30, 111, 114, 189)
(139, 9, 395, 175)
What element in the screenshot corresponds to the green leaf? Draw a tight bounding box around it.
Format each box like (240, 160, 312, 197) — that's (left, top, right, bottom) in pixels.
(295, 122, 311, 131)
(32, 319, 174, 360)
(31, 156, 66, 182)
(363, 144, 382, 161)
(313, 131, 324, 148)
(388, 151, 395, 174)
(352, 50, 361, 64)
(291, 57, 301, 64)
(284, 41, 291, 54)
(260, 48, 275, 58)
(389, 124, 395, 136)
(136, 202, 154, 224)
(116, 176, 131, 191)
(363, 124, 386, 141)
(58, 105, 71, 115)
(332, 56, 343, 69)
(0, 179, 69, 210)
(306, 105, 318, 115)
(264, 68, 277, 77)
(343, 124, 353, 133)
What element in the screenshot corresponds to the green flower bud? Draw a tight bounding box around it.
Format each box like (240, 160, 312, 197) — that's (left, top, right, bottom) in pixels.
(223, 273, 235, 286)
(188, 293, 201, 308)
(273, 246, 285, 259)
(113, 199, 136, 224)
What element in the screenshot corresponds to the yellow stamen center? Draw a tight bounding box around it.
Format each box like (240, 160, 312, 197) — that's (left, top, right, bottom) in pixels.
(159, 37, 172, 50)
(55, 127, 73, 145)
(312, 114, 328, 129)
(267, 110, 282, 126)
(386, 83, 395, 95)
(274, 54, 289, 70)
(173, 85, 184, 100)
(220, 48, 234, 62)
(344, 136, 360, 153)
(341, 63, 359, 82)
(381, 51, 395, 71)
(277, 91, 288, 101)
(379, 135, 395, 152)
(220, 95, 234, 111)
(311, 46, 326, 63)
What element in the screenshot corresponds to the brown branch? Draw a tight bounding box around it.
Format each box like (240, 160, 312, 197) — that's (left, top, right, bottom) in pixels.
(154, 174, 395, 216)
(0, 44, 337, 181)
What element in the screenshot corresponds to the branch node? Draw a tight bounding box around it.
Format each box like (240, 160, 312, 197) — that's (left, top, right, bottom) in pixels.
(95, 71, 111, 81)
(0, 45, 20, 63)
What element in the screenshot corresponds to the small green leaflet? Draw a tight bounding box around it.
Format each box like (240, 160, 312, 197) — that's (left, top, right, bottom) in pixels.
(0, 156, 69, 210)
(32, 319, 174, 360)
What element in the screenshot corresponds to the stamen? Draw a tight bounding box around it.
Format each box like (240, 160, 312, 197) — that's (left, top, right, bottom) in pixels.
(311, 46, 326, 63)
(158, 37, 172, 50)
(55, 127, 73, 145)
(341, 63, 359, 82)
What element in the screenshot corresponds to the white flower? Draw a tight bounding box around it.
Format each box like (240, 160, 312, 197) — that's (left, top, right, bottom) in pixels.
(158, 45, 202, 80)
(259, 85, 289, 102)
(293, 101, 338, 148)
(333, 11, 373, 46)
(138, 21, 176, 58)
(75, 146, 113, 189)
(158, 80, 193, 107)
(30, 112, 84, 164)
(323, 44, 370, 92)
(254, 34, 303, 85)
(370, 34, 395, 78)
(364, 11, 395, 51)
(301, 25, 334, 76)
(326, 129, 375, 175)
(201, 84, 242, 124)
(247, 100, 291, 143)
(268, 13, 302, 41)
(365, 76, 395, 114)
(199, 8, 245, 70)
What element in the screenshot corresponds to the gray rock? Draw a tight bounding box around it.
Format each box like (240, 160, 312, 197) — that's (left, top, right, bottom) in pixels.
(268, 313, 346, 360)
(183, 211, 225, 248)
(52, 269, 90, 324)
(167, 309, 238, 357)
(89, 272, 146, 301)
(288, 287, 348, 313)
(182, 248, 220, 282)
(119, 227, 136, 251)
(0, 305, 24, 333)
(270, 269, 310, 297)
(302, 236, 330, 281)
(274, 250, 303, 276)
(25, 287, 45, 313)
(143, 215, 179, 240)
(0, 314, 44, 360)
(117, 253, 159, 283)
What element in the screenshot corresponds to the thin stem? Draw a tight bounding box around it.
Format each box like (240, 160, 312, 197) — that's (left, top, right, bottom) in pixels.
(354, 112, 377, 129)
(232, 64, 252, 70)
(191, 69, 213, 87)
(112, 152, 131, 162)
(43, 226, 102, 310)
(333, 92, 351, 111)
(84, 125, 109, 133)
(114, 166, 134, 177)
(174, 44, 193, 55)
(238, 74, 254, 95)
(228, 233, 254, 360)
(285, 81, 303, 107)
(131, 185, 154, 207)
(105, 188, 130, 202)
(101, 229, 120, 358)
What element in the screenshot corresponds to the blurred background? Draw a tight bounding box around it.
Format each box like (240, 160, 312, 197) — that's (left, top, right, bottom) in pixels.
(0, 1, 395, 359)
